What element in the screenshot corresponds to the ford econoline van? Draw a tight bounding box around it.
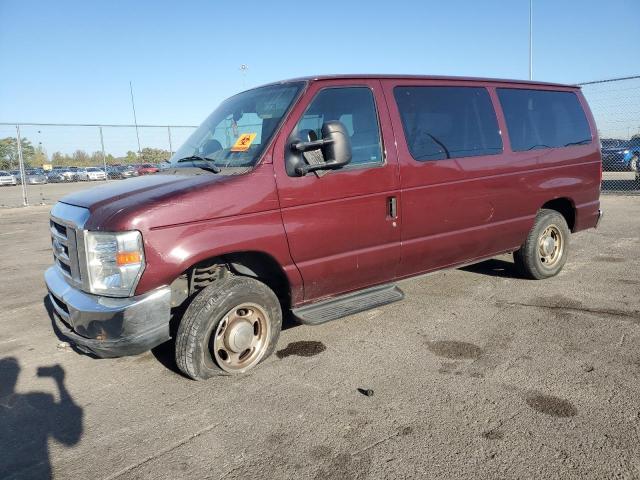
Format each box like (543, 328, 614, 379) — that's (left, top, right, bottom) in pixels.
(45, 75, 602, 379)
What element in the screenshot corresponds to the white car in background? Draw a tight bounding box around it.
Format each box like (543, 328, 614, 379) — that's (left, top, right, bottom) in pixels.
(0, 170, 17, 186)
(76, 167, 107, 181)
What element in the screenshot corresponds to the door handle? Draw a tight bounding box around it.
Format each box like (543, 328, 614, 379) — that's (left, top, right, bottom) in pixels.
(388, 196, 397, 219)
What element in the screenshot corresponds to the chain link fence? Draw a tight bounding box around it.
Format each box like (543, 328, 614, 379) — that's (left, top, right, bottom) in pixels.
(0, 123, 197, 206)
(578, 75, 640, 193)
(0, 76, 638, 207)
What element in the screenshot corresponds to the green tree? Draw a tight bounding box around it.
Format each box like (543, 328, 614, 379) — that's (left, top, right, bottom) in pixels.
(33, 145, 48, 167)
(89, 151, 105, 166)
(139, 147, 170, 164)
(51, 151, 70, 167)
(124, 151, 138, 164)
(0, 137, 35, 170)
(72, 150, 90, 166)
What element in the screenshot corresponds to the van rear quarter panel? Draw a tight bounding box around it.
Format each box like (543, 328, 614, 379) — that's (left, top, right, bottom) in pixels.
(381, 79, 601, 277)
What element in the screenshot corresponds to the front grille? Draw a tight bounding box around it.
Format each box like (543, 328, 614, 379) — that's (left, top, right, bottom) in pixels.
(49, 203, 90, 291)
(50, 217, 82, 285)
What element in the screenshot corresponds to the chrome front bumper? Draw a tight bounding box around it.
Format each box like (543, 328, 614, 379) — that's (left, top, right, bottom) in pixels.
(45, 266, 172, 357)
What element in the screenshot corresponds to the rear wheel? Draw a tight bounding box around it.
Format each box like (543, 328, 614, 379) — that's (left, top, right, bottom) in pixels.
(514, 209, 570, 280)
(175, 275, 282, 380)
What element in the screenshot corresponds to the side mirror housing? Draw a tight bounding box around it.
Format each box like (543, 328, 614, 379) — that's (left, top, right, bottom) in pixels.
(288, 121, 352, 176)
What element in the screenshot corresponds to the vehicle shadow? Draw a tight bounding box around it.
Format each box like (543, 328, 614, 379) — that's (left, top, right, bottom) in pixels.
(459, 258, 524, 279)
(0, 358, 83, 479)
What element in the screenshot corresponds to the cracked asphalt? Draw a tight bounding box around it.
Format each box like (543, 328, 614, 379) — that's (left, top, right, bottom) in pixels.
(0, 195, 639, 479)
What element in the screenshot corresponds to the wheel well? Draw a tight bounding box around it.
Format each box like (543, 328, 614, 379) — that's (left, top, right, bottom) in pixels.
(178, 251, 291, 310)
(541, 198, 576, 231)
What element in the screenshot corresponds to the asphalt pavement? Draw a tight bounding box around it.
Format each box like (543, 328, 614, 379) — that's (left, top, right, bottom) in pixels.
(0, 195, 639, 479)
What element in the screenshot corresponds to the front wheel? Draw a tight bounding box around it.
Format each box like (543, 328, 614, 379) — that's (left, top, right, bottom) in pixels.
(514, 209, 570, 280)
(175, 275, 282, 380)
(630, 155, 638, 172)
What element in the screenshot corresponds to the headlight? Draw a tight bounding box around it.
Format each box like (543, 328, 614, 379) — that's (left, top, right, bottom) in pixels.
(84, 231, 145, 297)
(623, 149, 630, 154)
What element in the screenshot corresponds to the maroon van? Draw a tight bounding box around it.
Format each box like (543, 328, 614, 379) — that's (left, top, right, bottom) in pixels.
(45, 75, 602, 379)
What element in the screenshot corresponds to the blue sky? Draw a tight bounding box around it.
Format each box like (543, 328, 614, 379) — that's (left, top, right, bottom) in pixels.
(0, 0, 638, 154)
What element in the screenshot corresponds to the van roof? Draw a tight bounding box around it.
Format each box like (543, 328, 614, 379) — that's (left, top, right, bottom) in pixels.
(261, 74, 578, 90)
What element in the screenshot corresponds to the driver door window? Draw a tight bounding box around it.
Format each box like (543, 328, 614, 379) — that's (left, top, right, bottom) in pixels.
(294, 87, 384, 168)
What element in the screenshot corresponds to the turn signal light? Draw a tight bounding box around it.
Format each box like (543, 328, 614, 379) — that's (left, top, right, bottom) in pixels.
(116, 251, 141, 266)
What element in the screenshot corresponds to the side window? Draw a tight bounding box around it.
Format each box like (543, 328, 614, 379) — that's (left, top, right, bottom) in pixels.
(295, 87, 384, 167)
(393, 86, 503, 161)
(496, 88, 591, 151)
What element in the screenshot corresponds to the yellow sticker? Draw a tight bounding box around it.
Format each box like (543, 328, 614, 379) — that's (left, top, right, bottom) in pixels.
(231, 133, 257, 152)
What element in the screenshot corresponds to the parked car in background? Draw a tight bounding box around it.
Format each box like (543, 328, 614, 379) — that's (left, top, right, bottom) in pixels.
(48, 167, 77, 182)
(107, 165, 139, 179)
(20, 169, 49, 185)
(135, 163, 160, 175)
(45, 74, 602, 380)
(158, 161, 171, 171)
(7, 169, 47, 185)
(601, 138, 640, 172)
(77, 167, 107, 181)
(623, 137, 640, 173)
(0, 170, 17, 186)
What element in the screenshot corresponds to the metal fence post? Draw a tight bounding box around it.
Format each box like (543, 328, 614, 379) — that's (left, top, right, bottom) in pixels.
(167, 126, 173, 156)
(99, 126, 108, 181)
(16, 125, 29, 206)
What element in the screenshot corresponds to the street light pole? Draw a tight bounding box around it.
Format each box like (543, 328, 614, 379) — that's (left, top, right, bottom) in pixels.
(129, 81, 142, 154)
(529, 0, 533, 80)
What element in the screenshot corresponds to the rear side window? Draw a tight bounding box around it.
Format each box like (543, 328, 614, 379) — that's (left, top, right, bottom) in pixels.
(497, 88, 591, 151)
(393, 86, 503, 161)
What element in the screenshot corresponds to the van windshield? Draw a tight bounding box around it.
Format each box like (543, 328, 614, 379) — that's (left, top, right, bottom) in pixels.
(170, 82, 304, 171)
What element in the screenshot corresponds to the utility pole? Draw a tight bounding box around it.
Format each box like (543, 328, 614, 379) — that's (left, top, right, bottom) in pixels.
(16, 125, 28, 206)
(129, 81, 141, 154)
(529, 0, 533, 80)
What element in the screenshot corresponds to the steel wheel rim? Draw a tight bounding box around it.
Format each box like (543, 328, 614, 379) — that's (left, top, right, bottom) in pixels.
(538, 224, 563, 268)
(211, 302, 270, 373)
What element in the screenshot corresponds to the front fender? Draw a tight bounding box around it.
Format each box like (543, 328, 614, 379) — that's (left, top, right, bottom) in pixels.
(134, 210, 304, 304)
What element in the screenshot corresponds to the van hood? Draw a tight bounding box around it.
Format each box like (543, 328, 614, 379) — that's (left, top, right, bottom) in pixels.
(59, 166, 279, 232)
(60, 173, 217, 211)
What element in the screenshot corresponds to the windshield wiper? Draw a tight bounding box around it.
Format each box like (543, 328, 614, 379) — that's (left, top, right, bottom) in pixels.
(564, 139, 591, 147)
(175, 156, 221, 173)
(526, 144, 553, 151)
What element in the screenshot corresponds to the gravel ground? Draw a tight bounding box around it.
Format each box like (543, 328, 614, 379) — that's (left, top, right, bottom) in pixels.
(0, 195, 639, 479)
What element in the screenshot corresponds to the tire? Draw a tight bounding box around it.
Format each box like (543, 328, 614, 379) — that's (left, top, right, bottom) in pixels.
(630, 155, 638, 172)
(175, 275, 282, 380)
(514, 209, 570, 280)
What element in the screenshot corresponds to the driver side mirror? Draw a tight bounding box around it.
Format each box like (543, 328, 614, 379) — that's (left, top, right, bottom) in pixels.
(289, 121, 352, 176)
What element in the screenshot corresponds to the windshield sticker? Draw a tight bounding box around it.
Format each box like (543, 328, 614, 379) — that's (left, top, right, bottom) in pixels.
(231, 133, 257, 152)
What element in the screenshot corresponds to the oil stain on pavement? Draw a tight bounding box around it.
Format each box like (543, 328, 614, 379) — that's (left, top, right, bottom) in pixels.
(525, 392, 577, 417)
(426, 340, 483, 360)
(276, 341, 326, 359)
